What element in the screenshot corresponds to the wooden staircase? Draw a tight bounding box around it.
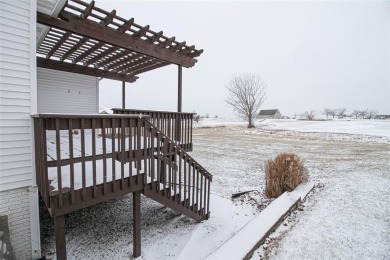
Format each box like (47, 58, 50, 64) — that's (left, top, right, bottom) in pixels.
(141, 120, 212, 221)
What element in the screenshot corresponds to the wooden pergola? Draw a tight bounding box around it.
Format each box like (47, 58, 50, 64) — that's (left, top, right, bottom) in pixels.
(37, 0, 203, 111)
(36, 1, 204, 259)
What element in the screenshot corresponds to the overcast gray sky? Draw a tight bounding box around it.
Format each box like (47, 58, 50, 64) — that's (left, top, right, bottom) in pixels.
(99, 0, 390, 117)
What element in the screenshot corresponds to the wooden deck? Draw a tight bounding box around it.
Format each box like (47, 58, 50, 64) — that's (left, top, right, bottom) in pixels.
(33, 112, 212, 259)
(34, 0, 207, 257)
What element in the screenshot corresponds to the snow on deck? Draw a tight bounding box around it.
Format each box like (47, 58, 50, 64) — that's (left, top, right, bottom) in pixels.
(46, 130, 159, 161)
(46, 131, 161, 192)
(48, 159, 140, 191)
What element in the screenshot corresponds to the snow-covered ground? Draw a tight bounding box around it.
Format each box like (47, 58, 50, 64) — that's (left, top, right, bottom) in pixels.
(259, 119, 390, 137)
(193, 117, 247, 128)
(40, 118, 390, 259)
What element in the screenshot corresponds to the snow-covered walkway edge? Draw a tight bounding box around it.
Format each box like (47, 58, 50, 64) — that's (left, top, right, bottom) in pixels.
(203, 182, 314, 260)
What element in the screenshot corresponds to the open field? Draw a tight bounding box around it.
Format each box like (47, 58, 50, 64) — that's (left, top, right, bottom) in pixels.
(40, 119, 390, 259)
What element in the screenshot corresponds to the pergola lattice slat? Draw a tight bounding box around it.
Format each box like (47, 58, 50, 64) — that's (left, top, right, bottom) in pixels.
(118, 18, 134, 33)
(37, 0, 203, 83)
(97, 50, 133, 68)
(81, 1, 94, 19)
(85, 46, 118, 66)
(73, 42, 104, 64)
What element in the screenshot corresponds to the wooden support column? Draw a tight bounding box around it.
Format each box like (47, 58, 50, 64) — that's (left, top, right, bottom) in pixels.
(122, 81, 126, 109)
(177, 65, 182, 112)
(54, 215, 66, 260)
(176, 65, 182, 142)
(133, 191, 141, 258)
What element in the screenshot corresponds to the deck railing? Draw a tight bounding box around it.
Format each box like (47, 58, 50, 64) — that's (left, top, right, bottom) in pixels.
(112, 108, 195, 151)
(33, 114, 211, 219)
(143, 120, 211, 219)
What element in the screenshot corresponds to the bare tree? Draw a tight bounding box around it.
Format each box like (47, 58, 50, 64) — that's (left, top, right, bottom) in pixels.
(359, 109, 368, 119)
(322, 108, 331, 119)
(366, 109, 377, 120)
(329, 109, 337, 119)
(305, 110, 317, 120)
(337, 108, 348, 119)
(293, 113, 298, 119)
(351, 110, 360, 119)
(225, 74, 267, 128)
(194, 114, 200, 123)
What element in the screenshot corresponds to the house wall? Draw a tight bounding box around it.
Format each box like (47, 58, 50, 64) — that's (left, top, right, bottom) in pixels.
(258, 115, 271, 119)
(258, 110, 282, 119)
(37, 68, 99, 114)
(0, 0, 40, 258)
(274, 111, 282, 119)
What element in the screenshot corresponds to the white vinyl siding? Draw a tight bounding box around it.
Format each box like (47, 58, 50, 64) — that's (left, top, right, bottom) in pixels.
(0, 0, 33, 192)
(37, 68, 98, 114)
(36, 0, 66, 45)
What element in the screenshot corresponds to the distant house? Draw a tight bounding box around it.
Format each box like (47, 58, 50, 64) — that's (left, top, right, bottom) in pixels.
(376, 115, 390, 119)
(258, 109, 282, 119)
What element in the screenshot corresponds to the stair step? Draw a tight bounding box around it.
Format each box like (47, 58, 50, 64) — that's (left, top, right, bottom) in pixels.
(146, 182, 201, 206)
(143, 185, 206, 222)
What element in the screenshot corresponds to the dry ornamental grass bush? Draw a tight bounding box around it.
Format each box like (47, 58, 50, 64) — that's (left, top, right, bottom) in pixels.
(265, 153, 308, 198)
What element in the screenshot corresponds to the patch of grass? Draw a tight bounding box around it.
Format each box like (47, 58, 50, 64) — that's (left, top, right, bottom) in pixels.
(265, 153, 308, 198)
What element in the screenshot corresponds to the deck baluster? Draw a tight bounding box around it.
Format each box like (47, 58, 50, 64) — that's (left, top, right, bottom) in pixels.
(102, 118, 107, 194)
(111, 118, 116, 192)
(68, 119, 75, 203)
(128, 118, 133, 188)
(55, 118, 63, 208)
(92, 119, 97, 197)
(120, 118, 126, 189)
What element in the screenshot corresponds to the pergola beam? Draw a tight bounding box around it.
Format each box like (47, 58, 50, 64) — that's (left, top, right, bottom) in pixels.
(61, 37, 88, 61)
(100, 9, 116, 26)
(81, 0, 94, 19)
(133, 61, 169, 75)
(73, 42, 104, 64)
(47, 32, 71, 59)
(37, 57, 138, 83)
(97, 50, 133, 68)
(38, 11, 197, 67)
(117, 56, 155, 74)
(85, 46, 118, 66)
(118, 18, 134, 33)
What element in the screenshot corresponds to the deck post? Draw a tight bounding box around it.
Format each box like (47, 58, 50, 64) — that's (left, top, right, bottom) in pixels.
(122, 81, 126, 109)
(133, 191, 141, 257)
(54, 215, 66, 260)
(176, 65, 182, 142)
(178, 65, 182, 112)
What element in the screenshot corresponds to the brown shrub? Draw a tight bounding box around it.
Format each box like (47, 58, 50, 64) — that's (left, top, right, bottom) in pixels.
(265, 153, 308, 198)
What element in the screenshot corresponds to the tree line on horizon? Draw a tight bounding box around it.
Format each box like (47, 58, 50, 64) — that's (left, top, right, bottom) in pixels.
(293, 108, 380, 120)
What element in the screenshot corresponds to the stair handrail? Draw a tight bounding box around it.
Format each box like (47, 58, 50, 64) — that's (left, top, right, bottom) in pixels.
(144, 120, 212, 181)
(143, 119, 212, 218)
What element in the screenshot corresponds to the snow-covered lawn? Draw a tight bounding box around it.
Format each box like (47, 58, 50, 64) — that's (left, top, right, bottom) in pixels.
(259, 119, 390, 137)
(40, 119, 390, 259)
